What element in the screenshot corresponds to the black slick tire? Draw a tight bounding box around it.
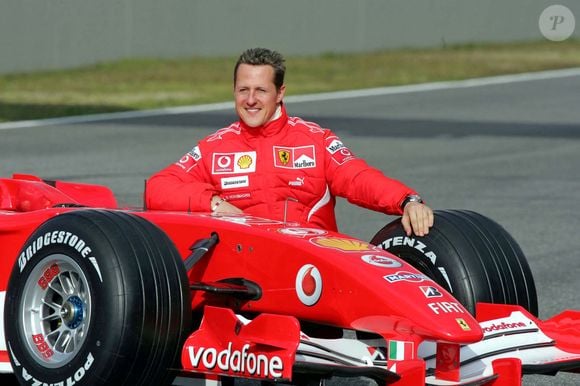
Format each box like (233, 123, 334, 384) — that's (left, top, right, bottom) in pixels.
(4, 210, 191, 385)
(370, 209, 538, 316)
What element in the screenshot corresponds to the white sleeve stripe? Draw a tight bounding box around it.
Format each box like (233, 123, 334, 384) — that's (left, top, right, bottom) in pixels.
(307, 185, 331, 222)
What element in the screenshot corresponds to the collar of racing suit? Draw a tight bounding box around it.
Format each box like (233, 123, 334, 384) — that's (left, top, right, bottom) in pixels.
(239, 103, 289, 139)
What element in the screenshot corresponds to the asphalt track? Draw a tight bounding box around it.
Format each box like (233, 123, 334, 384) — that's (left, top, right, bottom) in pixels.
(1, 69, 579, 385)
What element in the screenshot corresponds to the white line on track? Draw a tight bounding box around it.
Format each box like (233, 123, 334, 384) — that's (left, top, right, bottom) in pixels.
(1, 67, 579, 131)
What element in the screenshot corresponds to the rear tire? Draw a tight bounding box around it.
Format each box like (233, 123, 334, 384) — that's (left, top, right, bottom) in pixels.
(5, 210, 191, 385)
(370, 209, 538, 316)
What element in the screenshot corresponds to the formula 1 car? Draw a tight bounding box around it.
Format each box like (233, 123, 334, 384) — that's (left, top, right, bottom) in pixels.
(1, 174, 579, 386)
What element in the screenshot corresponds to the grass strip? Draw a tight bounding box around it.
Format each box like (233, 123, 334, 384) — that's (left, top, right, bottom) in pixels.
(0, 40, 579, 122)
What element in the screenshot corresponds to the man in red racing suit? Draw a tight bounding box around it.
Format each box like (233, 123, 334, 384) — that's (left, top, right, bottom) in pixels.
(147, 48, 433, 235)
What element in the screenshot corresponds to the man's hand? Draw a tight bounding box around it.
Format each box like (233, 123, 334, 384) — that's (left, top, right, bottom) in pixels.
(210, 196, 243, 215)
(401, 202, 434, 237)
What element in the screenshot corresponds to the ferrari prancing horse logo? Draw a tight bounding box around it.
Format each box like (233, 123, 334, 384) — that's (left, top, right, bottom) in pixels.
(278, 149, 290, 165)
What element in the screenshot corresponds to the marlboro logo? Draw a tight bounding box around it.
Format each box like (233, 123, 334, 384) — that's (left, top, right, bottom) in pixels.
(273, 146, 316, 169)
(325, 136, 355, 165)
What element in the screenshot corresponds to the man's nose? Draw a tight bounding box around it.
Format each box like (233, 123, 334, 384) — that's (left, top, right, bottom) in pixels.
(247, 91, 257, 105)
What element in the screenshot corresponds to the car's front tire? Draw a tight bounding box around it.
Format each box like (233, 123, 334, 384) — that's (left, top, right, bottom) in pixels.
(370, 209, 538, 316)
(5, 210, 191, 385)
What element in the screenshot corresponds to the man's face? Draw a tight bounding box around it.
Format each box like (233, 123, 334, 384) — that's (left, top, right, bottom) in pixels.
(234, 64, 285, 128)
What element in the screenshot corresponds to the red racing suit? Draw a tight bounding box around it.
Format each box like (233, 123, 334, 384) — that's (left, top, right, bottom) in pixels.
(146, 105, 417, 231)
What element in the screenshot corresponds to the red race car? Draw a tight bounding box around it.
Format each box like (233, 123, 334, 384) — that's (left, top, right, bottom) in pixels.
(1, 174, 579, 385)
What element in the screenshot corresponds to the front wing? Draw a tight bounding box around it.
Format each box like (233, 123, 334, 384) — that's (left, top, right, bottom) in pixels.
(179, 304, 580, 385)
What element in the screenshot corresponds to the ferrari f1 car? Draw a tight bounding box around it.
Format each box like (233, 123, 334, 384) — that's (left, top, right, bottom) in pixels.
(1, 174, 579, 386)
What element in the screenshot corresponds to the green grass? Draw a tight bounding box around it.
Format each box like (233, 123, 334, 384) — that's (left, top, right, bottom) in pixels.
(0, 40, 579, 122)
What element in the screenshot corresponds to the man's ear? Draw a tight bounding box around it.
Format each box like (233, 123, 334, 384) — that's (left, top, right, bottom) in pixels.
(276, 84, 286, 103)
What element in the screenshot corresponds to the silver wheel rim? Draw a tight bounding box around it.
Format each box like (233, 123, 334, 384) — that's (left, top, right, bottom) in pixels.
(20, 254, 92, 368)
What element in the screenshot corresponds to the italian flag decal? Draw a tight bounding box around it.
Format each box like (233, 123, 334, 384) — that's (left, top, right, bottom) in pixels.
(388, 340, 414, 360)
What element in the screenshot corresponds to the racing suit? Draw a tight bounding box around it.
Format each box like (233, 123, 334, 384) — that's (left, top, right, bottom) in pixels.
(146, 105, 417, 231)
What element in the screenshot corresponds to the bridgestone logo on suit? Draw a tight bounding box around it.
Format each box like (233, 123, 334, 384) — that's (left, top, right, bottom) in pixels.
(221, 176, 249, 189)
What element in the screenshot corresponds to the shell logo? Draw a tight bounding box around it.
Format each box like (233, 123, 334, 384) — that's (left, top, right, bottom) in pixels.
(237, 154, 253, 169)
(310, 236, 375, 252)
(295, 264, 322, 306)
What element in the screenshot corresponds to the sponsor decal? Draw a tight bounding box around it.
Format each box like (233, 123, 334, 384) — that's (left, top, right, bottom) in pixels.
(278, 149, 291, 165)
(273, 146, 316, 169)
(20, 352, 94, 384)
(223, 192, 252, 201)
(221, 175, 249, 189)
(310, 236, 377, 252)
(32, 334, 53, 359)
(325, 136, 355, 165)
(428, 301, 465, 315)
(288, 177, 305, 187)
(379, 236, 437, 264)
(212, 152, 256, 174)
(331, 148, 355, 165)
(189, 146, 202, 161)
(380, 236, 453, 291)
(186, 342, 284, 379)
(38, 263, 60, 290)
(481, 321, 527, 334)
(388, 341, 414, 361)
(237, 155, 253, 169)
(176, 145, 202, 172)
(326, 139, 346, 154)
(18, 231, 101, 280)
(420, 286, 443, 298)
(361, 254, 402, 268)
(383, 271, 430, 283)
(278, 228, 327, 238)
(295, 264, 322, 306)
(456, 318, 471, 331)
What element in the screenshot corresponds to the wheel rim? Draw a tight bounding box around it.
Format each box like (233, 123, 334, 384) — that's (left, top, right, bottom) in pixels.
(20, 254, 92, 368)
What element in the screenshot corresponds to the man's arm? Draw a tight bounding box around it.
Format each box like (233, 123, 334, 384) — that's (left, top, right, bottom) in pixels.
(146, 163, 218, 211)
(324, 133, 433, 236)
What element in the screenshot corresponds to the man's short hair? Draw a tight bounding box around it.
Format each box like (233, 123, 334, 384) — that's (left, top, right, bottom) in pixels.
(234, 48, 286, 90)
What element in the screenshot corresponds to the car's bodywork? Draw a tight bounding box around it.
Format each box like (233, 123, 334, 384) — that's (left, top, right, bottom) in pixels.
(1, 174, 579, 385)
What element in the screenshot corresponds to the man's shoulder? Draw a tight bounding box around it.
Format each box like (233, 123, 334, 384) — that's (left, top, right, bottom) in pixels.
(287, 116, 330, 137)
(203, 122, 243, 143)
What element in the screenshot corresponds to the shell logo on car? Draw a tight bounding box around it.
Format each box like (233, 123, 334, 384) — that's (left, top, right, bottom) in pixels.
(310, 236, 377, 252)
